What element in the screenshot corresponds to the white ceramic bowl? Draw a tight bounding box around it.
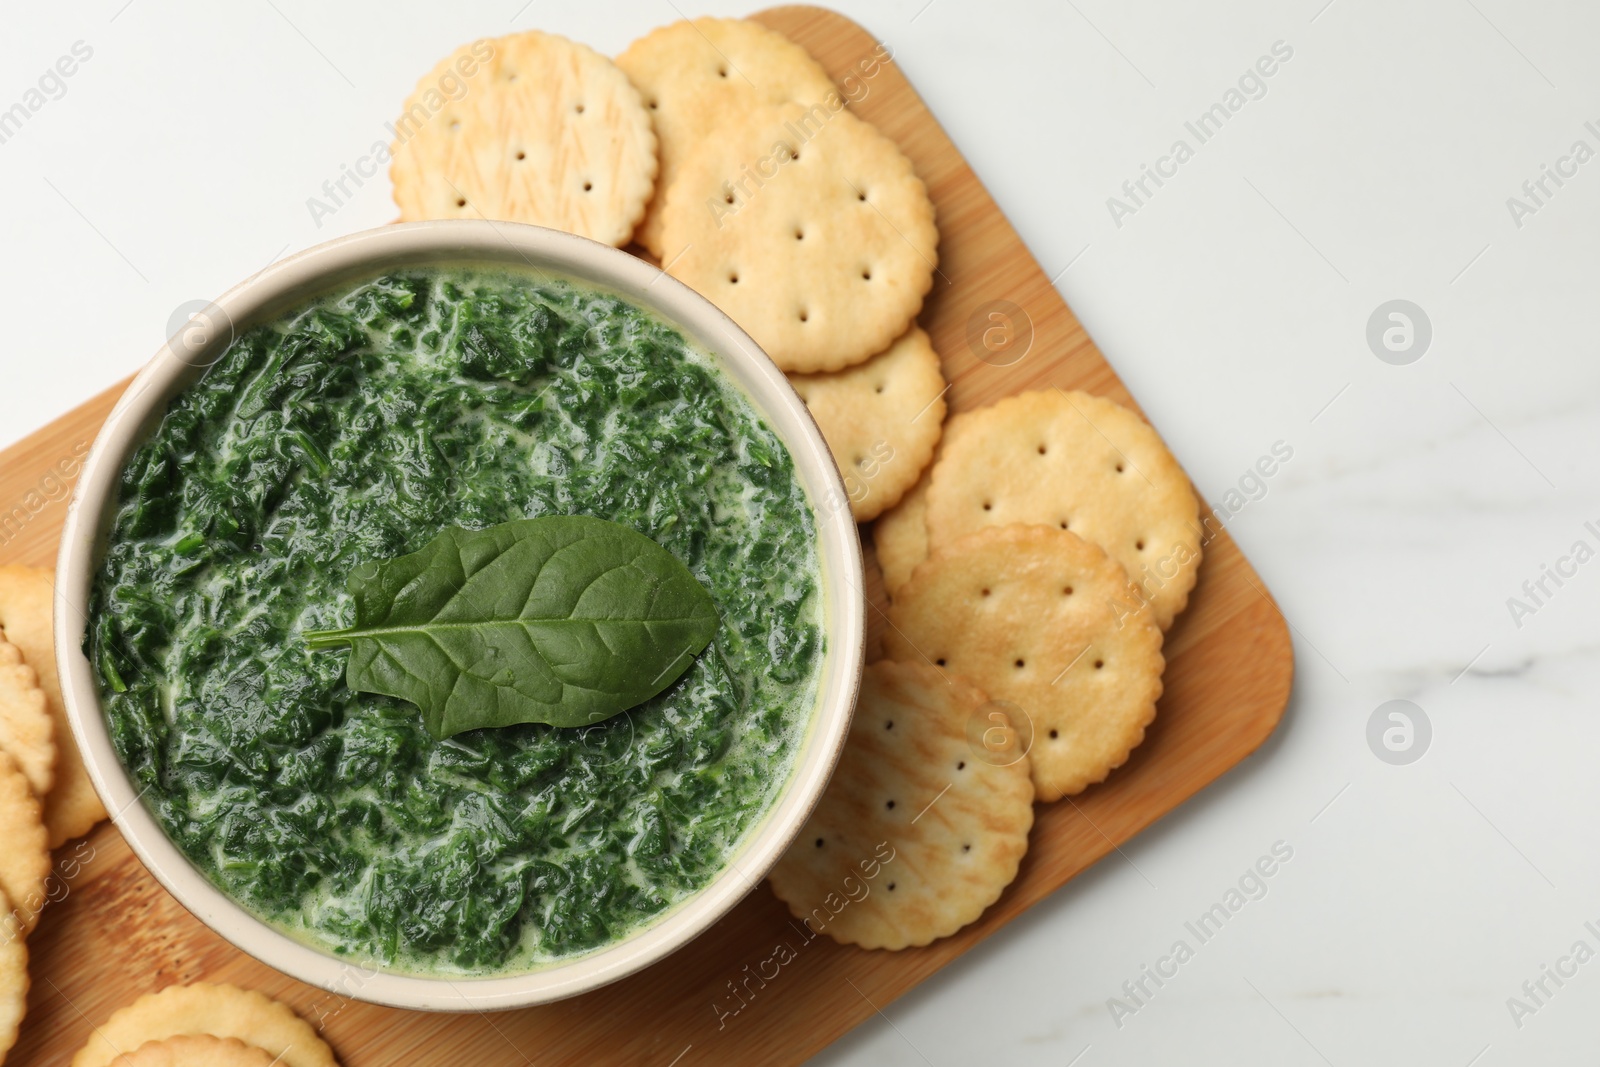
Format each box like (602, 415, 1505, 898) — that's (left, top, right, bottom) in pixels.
(54, 221, 864, 1011)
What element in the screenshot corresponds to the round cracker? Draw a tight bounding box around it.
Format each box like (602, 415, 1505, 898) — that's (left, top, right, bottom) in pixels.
(660, 101, 938, 373)
(0, 635, 53, 798)
(109, 1035, 281, 1067)
(617, 17, 838, 258)
(923, 390, 1201, 630)
(884, 525, 1164, 801)
(788, 326, 946, 521)
(872, 475, 928, 599)
(872, 405, 976, 598)
(0, 566, 108, 847)
(767, 661, 1033, 949)
(72, 983, 337, 1067)
(389, 31, 657, 247)
(0, 749, 48, 934)
(0, 886, 27, 1064)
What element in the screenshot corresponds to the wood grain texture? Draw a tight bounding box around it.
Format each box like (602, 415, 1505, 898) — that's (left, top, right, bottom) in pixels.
(0, 8, 1292, 1064)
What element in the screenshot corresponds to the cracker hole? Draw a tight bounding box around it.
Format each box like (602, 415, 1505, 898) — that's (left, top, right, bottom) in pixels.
(1058, 520, 1068, 529)
(728, 273, 738, 284)
(1049, 729, 1060, 739)
(815, 837, 824, 848)
(935, 658, 946, 667)
(887, 882, 896, 891)
(1094, 659, 1105, 670)
(795, 229, 804, 240)
(980, 588, 990, 597)
(862, 269, 872, 280)
(884, 719, 894, 730)
(798, 309, 809, 323)
(956, 761, 965, 770)
(724, 192, 735, 204)
(575, 103, 585, 114)
(885, 799, 896, 810)
(1062, 585, 1074, 596)
(1038, 444, 1047, 454)
(649, 99, 659, 110)
(449, 120, 460, 131)
(583, 181, 593, 192)
(873, 383, 884, 393)
(1116, 463, 1125, 473)
(1014, 658, 1025, 669)
(981, 501, 992, 511)
(455, 198, 467, 208)
(792, 151, 801, 161)
(1135, 540, 1145, 551)
(515, 151, 526, 161)
(962, 844, 971, 852)
(718, 67, 728, 77)
(858, 191, 867, 201)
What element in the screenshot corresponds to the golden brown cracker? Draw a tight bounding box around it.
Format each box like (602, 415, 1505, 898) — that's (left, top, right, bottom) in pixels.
(390, 32, 657, 247)
(871, 405, 974, 599)
(0, 636, 52, 798)
(872, 476, 928, 600)
(884, 525, 1164, 801)
(108, 1035, 281, 1067)
(788, 326, 946, 522)
(72, 983, 338, 1067)
(0, 887, 26, 1065)
(0, 750, 47, 934)
(767, 661, 1033, 949)
(660, 101, 938, 373)
(616, 17, 838, 258)
(0, 565, 108, 847)
(924, 390, 1201, 629)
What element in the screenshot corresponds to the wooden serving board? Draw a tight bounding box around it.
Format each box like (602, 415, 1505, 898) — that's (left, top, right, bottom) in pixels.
(1, 7, 1292, 1064)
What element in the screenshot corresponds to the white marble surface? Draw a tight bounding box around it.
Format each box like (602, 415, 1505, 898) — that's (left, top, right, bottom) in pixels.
(2, 1, 1596, 1063)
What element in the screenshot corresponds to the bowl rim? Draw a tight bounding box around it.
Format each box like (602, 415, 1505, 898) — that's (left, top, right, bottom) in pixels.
(53, 220, 865, 1012)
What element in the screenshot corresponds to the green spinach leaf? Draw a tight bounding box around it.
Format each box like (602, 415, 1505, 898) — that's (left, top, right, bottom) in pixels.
(304, 517, 719, 738)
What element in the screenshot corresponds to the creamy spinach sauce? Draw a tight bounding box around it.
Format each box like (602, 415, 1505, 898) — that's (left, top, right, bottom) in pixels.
(88, 267, 823, 974)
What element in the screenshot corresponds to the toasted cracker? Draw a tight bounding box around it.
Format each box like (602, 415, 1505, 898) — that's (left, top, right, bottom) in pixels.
(884, 526, 1164, 800)
(390, 32, 657, 247)
(0, 566, 108, 847)
(0, 750, 47, 934)
(72, 984, 338, 1067)
(617, 17, 838, 258)
(788, 326, 946, 522)
(923, 390, 1201, 629)
(768, 661, 1033, 949)
(0, 887, 26, 1064)
(0, 636, 52, 798)
(109, 1035, 282, 1067)
(660, 101, 938, 373)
